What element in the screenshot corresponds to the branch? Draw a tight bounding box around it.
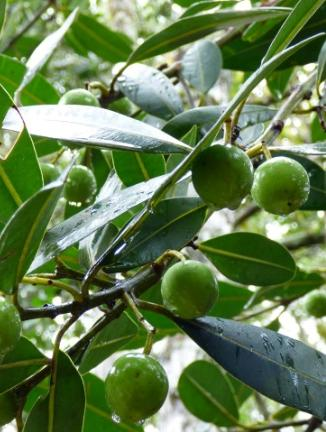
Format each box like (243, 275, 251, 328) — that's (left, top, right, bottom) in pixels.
(244, 419, 311, 432)
(284, 234, 325, 250)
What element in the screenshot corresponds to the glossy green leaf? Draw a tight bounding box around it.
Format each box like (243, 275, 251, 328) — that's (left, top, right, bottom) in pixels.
(273, 151, 326, 210)
(84, 374, 143, 431)
(23, 351, 85, 432)
(0, 128, 42, 230)
(0, 337, 48, 393)
(227, 374, 253, 406)
(30, 174, 171, 271)
(222, 6, 326, 70)
(176, 316, 326, 420)
(267, 68, 293, 100)
(0, 82, 12, 130)
(127, 8, 290, 63)
(317, 39, 326, 88)
(113, 149, 166, 186)
(163, 104, 277, 138)
(3, 105, 189, 154)
(181, 1, 238, 18)
(118, 64, 183, 119)
(69, 13, 132, 63)
(250, 269, 325, 307)
(178, 360, 239, 426)
(209, 281, 251, 318)
(79, 313, 138, 374)
(311, 114, 325, 142)
(105, 197, 207, 271)
(199, 232, 296, 286)
(0, 0, 6, 36)
(181, 40, 222, 93)
(263, 0, 325, 63)
(0, 171, 66, 292)
(15, 8, 78, 99)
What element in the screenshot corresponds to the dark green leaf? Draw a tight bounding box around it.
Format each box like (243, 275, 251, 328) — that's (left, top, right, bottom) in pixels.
(267, 68, 293, 100)
(210, 281, 251, 318)
(181, 40, 222, 93)
(0, 0, 6, 36)
(0, 337, 48, 393)
(311, 114, 325, 142)
(263, 0, 326, 63)
(128, 8, 290, 63)
(0, 128, 42, 230)
(199, 232, 296, 286)
(0, 82, 12, 131)
(105, 197, 207, 271)
(84, 374, 143, 431)
(113, 150, 166, 186)
(30, 174, 170, 271)
(0, 171, 66, 292)
(69, 13, 132, 63)
(3, 105, 189, 154)
(23, 351, 85, 432)
(79, 313, 138, 374)
(178, 360, 239, 426)
(118, 64, 183, 119)
(227, 374, 253, 406)
(176, 316, 326, 420)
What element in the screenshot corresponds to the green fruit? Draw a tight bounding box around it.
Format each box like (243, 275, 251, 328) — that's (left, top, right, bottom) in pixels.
(251, 156, 310, 215)
(161, 260, 218, 319)
(0, 392, 17, 426)
(192, 145, 254, 209)
(105, 353, 169, 423)
(108, 98, 133, 115)
(40, 163, 60, 185)
(59, 88, 99, 107)
(305, 291, 326, 318)
(0, 299, 21, 355)
(64, 165, 97, 204)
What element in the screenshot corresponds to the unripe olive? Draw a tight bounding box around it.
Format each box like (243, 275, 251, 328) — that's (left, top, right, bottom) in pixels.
(64, 165, 97, 204)
(0, 298, 21, 355)
(40, 163, 60, 185)
(59, 88, 99, 107)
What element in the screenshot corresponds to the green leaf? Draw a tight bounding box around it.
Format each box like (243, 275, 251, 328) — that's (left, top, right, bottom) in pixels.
(3, 105, 189, 154)
(0, 171, 66, 293)
(79, 313, 138, 374)
(209, 281, 251, 318)
(250, 270, 325, 305)
(163, 104, 277, 138)
(178, 360, 239, 426)
(105, 197, 207, 271)
(317, 39, 326, 89)
(311, 114, 325, 142)
(176, 316, 326, 420)
(127, 7, 290, 63)
(0, 82, 12, 130)
(181, 1, 238, 18)
(84, 374, 143, 431)
(15, 8, 78, 99)
(181, 40, 222, 93)
(0, 128, 42, 230)
(272, 151, 326, 211)
(227, 374, 253, 407)
(30, 174, 170, 271)
(199, 232, 296, 286)
(113, 150, 166, 186)
(118, 64, 183, 119)
(0, 0, 6, 37)
(69, 13, 132, 63)
(263, 0, 326, 63)
(0, 337, 48, 393)
(267, 68, 293, 100)
(23, 351, 85, 432)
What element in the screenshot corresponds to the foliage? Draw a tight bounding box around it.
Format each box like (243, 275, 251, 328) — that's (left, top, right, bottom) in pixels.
(0, 0, 325, 431)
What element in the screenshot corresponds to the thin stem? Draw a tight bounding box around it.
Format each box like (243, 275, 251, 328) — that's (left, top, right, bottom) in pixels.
(224, 118, 232, 144)
(23, 276, 83, 302)
(236, 303, 285, 321)
(242, 418, 311, 432)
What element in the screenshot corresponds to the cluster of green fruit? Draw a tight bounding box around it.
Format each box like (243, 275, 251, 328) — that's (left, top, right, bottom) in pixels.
(105, 259, 218, 424)
(192, 145, 310, 215)
(0, 299, 22, 426)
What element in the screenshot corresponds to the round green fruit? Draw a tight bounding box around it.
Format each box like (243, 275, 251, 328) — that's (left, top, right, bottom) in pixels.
(161, 260, 218, 319)
(305, 291, 326, 318)
(64, 165, 97, 204)
(108, 98, 133, 115)
(0, 392, 17, 426)
(0, 299, 21, 355)
(59, 88, 99, 107)
(251, 156, 310, 215)
(105, 353, 169, 423)
(192, 145, 254, 209)
(40, 163, 60, 185)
